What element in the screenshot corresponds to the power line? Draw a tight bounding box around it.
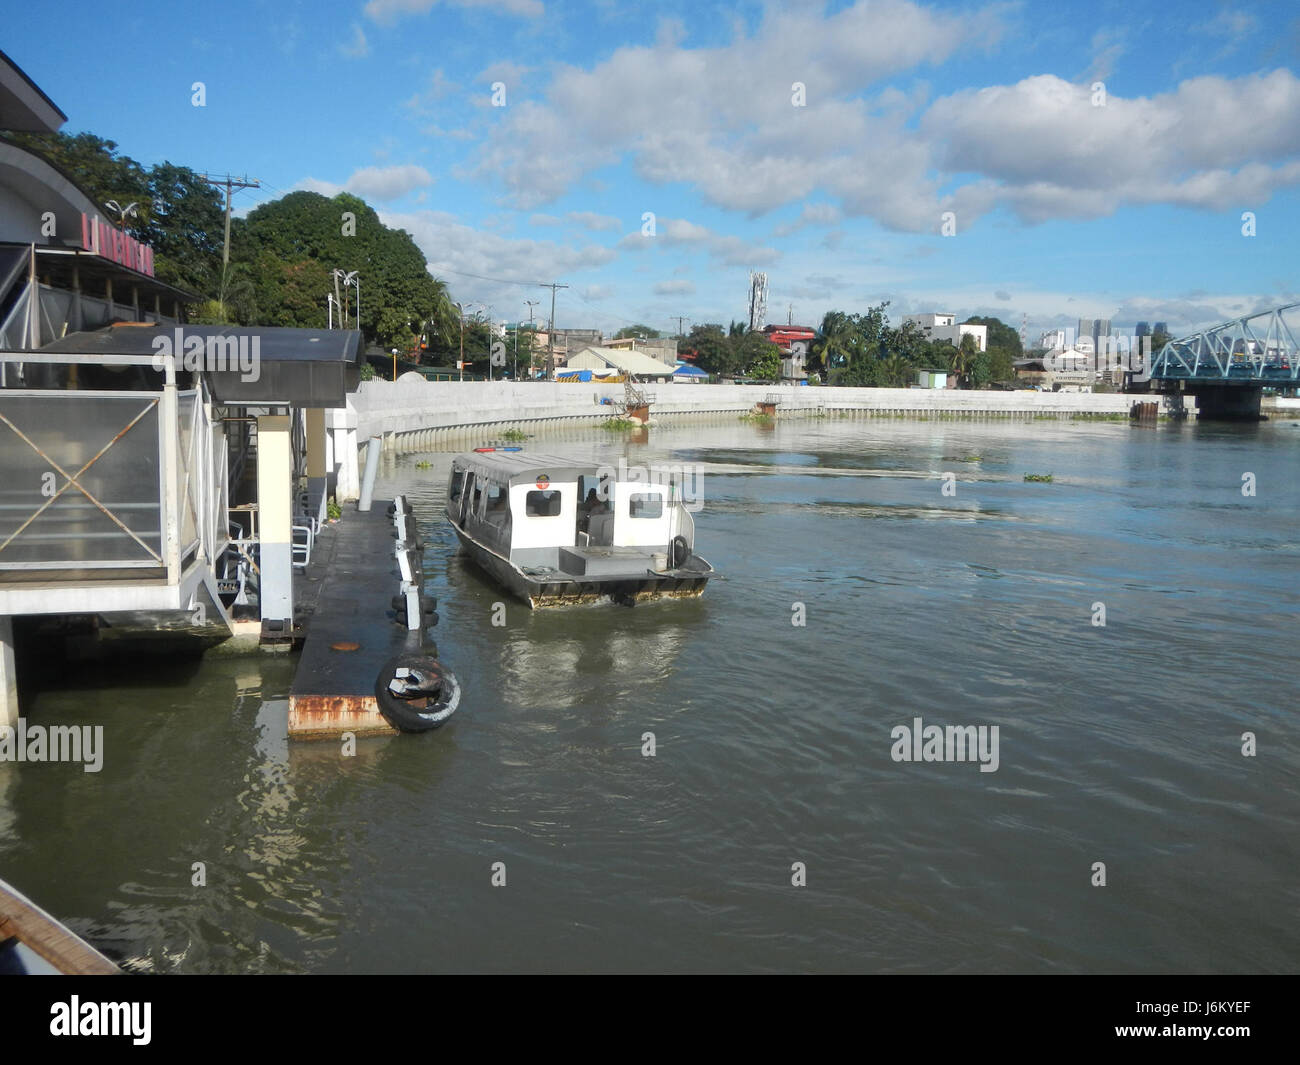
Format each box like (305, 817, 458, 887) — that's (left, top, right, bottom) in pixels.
(201, 172, 260, 270)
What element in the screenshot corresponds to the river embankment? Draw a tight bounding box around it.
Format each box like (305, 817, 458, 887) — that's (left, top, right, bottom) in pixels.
(352, 379, 1222, 452)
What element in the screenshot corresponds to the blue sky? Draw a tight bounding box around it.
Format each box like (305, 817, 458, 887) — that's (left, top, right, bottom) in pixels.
(9, 0, 1299, 342)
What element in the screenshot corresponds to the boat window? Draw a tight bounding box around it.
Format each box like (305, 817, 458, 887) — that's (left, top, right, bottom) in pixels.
(628, 494, 663, 519)
(472, 481, 483, 515)
(525, 489, 563, 517)
(486, 483, 507, 513)
(449, 470, 465, 501)
(579, 473, 609, 503)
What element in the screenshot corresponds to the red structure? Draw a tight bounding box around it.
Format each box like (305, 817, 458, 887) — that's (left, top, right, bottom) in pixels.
(763, 325, 815, 352)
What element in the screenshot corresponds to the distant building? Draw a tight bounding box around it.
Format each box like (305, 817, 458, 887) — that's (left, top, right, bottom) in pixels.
(1038, 329, 1068, 351)
(1076, 318, 1111, 353)
(914, 369, 949, 389)
(1154, 321, 1168, 336)
(533, 327, 602, 369)
(903, 313, 987, 353)
(763, 325, 815, 382)
(1013, 350, 1093, 392)
(566, 346, 676, 380)
(1135, 321, 1151, 337)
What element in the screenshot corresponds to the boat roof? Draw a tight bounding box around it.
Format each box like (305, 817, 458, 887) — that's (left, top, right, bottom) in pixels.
(453, 449, 598, 485)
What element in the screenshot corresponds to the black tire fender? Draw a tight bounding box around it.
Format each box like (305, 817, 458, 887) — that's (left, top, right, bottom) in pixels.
(669, 535, 690, 568)
(374, 654, 460, 732)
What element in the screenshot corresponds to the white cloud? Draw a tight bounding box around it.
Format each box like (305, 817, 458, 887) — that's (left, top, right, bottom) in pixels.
(364, 0, 544, 25)
(468, 1, 1300, 231)
(653, 280, 695, 296)
(773, 203, 842, 237)
(619, 216, 779, 266)
(296, 164, 434, 202)
(1195, 8, 1260, 39)
(381, 209, 617, 310)
(923, 70, 1300, 223)
(567, 210, 621, 232)
(473, 0, 1008, 217)
(339, 23, 369, 59)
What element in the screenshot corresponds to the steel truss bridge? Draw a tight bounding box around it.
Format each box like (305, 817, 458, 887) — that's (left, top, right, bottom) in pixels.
(1150, 303, 1299, 384)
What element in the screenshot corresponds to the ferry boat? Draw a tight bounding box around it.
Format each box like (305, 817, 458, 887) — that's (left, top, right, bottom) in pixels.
(445, 450, 714, 608)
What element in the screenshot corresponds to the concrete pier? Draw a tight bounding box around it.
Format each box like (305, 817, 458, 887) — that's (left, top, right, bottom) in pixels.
(287, 500, 432, 740)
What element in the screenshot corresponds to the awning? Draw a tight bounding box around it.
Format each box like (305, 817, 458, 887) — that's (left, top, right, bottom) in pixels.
(38, 324, 365, 407)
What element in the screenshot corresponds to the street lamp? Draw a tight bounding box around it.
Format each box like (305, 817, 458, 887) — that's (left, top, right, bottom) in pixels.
(333, 269, 359, 330)
(104, 200, 139, 228)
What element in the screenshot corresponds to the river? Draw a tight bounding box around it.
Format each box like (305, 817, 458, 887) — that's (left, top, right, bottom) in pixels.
(3, 415, 1298, 973)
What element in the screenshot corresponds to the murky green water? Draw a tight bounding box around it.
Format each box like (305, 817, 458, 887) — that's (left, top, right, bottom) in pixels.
(4, 416, 1299, 973)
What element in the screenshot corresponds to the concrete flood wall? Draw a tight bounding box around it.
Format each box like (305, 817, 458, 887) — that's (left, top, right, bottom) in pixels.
(351, 379, 1165, 453)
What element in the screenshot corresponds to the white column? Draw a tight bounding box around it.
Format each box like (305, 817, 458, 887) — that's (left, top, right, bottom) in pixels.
(0, 616, 18, 729)
(256, 415, 294, 625)
(327, 403, 360, 503)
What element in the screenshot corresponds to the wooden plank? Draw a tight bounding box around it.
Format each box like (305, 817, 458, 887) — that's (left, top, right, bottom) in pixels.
(0, 881, 118, 975)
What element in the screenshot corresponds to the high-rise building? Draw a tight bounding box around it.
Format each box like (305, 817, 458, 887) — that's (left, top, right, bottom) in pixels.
(1154, 321, 1168, 336)
(1077, 318, 1111, 351)
(1135, 321, 1151, 337)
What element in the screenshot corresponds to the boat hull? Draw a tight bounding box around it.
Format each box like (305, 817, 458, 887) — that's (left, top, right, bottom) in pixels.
(451, 523, 711, 609)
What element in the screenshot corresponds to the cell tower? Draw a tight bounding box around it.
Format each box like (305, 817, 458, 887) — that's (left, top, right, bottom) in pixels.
(748, 271, 768, 332)
(1019, 312, 1027, 352)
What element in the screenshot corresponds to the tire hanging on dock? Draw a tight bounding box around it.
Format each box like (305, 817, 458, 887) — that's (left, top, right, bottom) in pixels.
(375, 654, 461, 732)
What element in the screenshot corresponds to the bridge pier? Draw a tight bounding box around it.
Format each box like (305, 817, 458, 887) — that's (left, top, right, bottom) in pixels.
(1191, 386, 1262, 422)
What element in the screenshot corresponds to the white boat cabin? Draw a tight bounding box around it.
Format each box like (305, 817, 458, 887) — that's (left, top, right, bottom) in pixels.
(446, 450, 693, 571)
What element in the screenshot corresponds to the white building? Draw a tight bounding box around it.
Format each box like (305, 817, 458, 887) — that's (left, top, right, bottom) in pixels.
(903, 313, 987, 353)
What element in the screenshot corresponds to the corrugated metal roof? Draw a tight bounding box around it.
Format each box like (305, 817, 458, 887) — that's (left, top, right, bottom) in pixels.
(452, 450, 596, 485)
(566, 346, 675, 377)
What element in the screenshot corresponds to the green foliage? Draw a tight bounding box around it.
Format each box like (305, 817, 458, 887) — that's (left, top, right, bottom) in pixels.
(1024, 473, 1054, 482)
(599, 417, 640, 430)
(188, 299, 234, 325)
(734, 332, 782, 380)
(237, 191, 443, 350)
(613, 324, 661, 340)
(359, 362, 375, 381)
(679, 323, 737, 376)
(327, 498, 342, 520)
(8, 130, 225, 299)
(499, 428, 529, 441)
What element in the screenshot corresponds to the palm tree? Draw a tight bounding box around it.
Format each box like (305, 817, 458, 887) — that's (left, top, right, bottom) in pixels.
(814, 310, 860, 376)
(882, 353, 911, 388)
(947, 334, 979, 388)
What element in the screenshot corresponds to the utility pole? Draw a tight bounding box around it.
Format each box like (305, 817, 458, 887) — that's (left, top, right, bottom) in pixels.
(455, 301, 466, 382)
(538, 282, 568, 378)
(672, 315, 689, 337)
(522, 297, 538, 382)
(201, 172, 260, 273)
(524, 299, 540, 379)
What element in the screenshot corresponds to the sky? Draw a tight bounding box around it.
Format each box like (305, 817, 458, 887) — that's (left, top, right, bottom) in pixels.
(8, 0, 1300, 343)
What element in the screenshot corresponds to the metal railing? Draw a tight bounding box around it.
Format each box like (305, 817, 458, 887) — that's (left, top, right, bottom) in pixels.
(0, 351, 228, 584)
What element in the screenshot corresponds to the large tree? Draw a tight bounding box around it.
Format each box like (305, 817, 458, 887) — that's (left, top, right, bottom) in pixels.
(237, 190, 443, 350)
(613, 323, 661, 340)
